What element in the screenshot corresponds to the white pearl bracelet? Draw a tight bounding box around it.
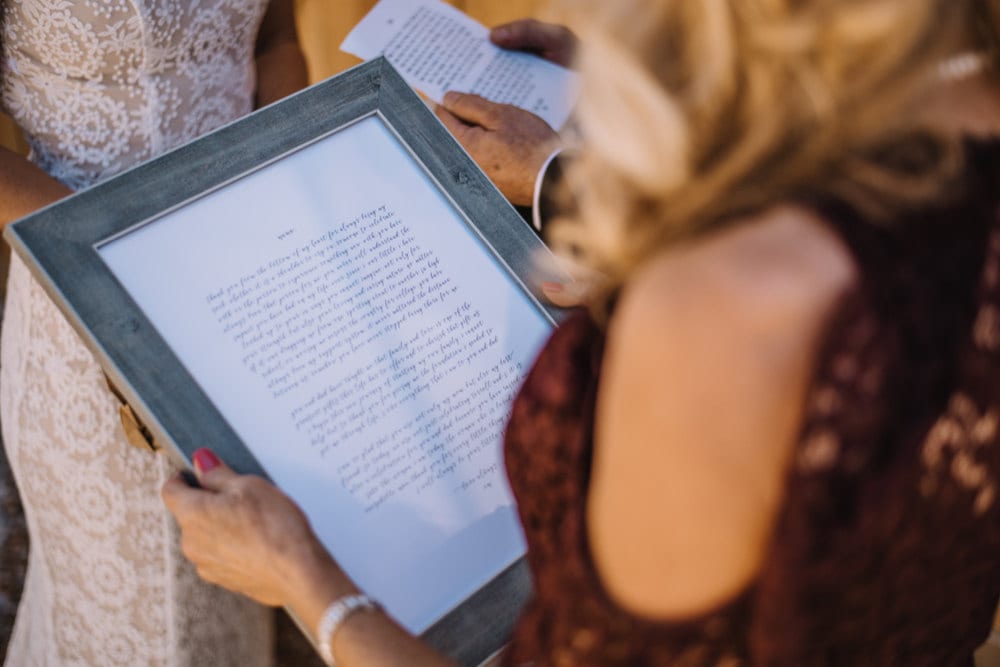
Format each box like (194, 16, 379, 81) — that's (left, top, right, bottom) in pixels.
(316, 593, 382, 666)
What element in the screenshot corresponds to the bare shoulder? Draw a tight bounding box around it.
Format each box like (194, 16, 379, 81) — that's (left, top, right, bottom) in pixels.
(588, 206, 857, 620)
(627, 205, 857, 335)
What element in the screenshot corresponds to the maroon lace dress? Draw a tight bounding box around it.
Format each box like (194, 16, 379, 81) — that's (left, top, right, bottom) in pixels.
(501, 139, 1000, 666)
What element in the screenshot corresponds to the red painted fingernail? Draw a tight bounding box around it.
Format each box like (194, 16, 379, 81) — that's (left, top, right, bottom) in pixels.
(193, 448, 220, 473)
(542, 281, 564, 293)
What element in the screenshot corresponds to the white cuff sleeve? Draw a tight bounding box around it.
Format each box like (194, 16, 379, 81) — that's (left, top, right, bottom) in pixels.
(532, 148, 565, 233)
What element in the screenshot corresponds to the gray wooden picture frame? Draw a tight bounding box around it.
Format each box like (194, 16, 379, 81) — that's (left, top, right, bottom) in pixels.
(5, 58, 560, 667)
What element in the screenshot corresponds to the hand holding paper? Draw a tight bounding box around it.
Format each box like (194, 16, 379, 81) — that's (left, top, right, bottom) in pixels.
(435, 91, 562, 206)
(162, 448, 344, 610)
(341, 0, 578, 130)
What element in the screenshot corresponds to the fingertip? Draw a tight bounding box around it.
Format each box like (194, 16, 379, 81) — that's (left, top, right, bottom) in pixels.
(541, 280, 564, 294)
(433, 102, 448, 117)
(193, 448, 226, 491)
(540, 282, 561, 304)
(434, 106, 464, 134)
(489, 25, 510, 44)
(439, 92, 498, 128)
(191, 450, 238, 492)
(193, 447, 221, 475)
(542, 281, 586, 308)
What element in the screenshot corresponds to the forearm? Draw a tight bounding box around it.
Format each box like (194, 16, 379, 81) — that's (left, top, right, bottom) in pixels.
(254, 0, 308, 108)
(0, 146, 71, 226)
(331, 610, 459, 667)
(255, 40, 308, 108)
(288, 539, 458, 667)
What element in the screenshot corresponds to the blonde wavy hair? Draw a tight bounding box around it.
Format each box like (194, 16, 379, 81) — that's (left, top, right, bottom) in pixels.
(548, 0, 1000, 303)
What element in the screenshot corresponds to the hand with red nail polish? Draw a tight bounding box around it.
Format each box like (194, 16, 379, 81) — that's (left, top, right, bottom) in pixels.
(161, 449, 354, 610)
(161, 452, 454, 666)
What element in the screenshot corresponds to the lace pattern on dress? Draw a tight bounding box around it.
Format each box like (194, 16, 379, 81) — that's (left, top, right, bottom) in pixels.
(1, 0, 263, 188)
(0, 1, 274, 665)
(918, 226, 1000, 516)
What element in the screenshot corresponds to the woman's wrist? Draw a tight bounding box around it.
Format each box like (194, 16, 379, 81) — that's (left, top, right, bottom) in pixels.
(284, 536, 361, 632)
(316, 594, 382, 665)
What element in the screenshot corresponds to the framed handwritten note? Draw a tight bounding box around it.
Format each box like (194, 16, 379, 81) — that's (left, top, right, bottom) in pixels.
(6, 58, 562, 667)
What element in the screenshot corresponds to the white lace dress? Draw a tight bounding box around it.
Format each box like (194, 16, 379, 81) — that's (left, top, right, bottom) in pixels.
(0, 1, 275, 664)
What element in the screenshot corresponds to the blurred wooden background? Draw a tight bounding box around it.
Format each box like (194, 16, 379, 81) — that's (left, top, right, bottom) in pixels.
(297, 0, 546, 82)
(0, 0, 545, 155)
(0, 118, 24, 156)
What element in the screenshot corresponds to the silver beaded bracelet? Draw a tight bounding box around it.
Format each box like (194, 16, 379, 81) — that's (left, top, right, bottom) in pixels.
(317, 593, 382, 666)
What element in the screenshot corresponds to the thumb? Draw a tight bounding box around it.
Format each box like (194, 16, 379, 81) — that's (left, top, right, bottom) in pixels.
(441, 91, 505, 129)
(191, 448, 238, 491)
(490, 19, 549, 50)
(490, 19, 576, 67)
